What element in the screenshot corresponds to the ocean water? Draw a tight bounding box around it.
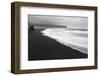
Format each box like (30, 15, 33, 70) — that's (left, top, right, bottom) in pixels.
(41, 28, 88, 54)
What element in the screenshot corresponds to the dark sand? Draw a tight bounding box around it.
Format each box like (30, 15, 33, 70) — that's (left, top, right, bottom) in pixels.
(28, 30, 88, 61)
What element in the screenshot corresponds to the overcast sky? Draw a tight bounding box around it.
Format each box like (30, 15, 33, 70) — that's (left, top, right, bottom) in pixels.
(28, 15, 88, 29)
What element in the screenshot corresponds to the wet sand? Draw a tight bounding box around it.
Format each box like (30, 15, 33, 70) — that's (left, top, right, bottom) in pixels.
(28, 30, 88, 61)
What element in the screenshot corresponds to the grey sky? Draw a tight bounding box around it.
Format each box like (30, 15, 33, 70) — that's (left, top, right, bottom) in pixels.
(28, 15, 88, 29)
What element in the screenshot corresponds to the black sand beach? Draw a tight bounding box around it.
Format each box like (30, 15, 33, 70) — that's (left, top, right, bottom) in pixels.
(28, 30, 88, 61)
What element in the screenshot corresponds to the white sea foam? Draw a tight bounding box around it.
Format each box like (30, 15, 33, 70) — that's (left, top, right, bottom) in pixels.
(41, 28, 88, 54)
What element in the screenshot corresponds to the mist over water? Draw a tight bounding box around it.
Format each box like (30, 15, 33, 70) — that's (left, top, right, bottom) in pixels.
(41, 28, 88, 54)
